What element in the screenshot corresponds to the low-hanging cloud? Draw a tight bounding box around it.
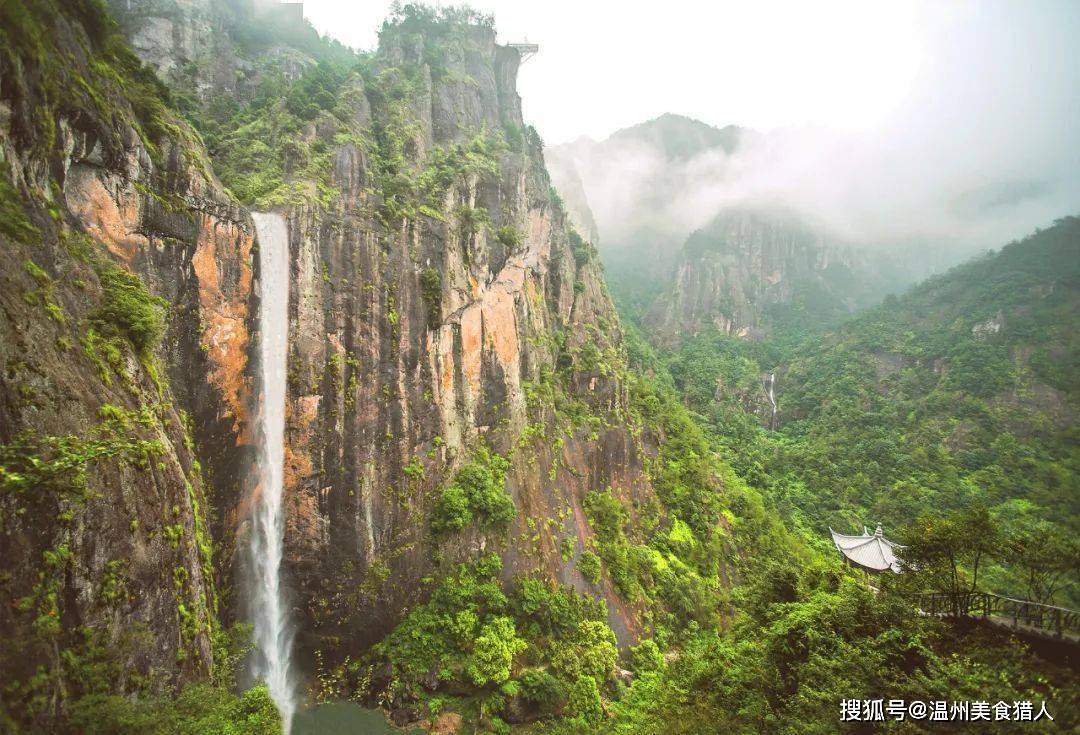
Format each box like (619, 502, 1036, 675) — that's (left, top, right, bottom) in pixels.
(547, 0, 1080, 261)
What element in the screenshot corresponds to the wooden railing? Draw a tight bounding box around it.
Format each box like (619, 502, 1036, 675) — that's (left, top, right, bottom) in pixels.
(918, 591, 1080, 639)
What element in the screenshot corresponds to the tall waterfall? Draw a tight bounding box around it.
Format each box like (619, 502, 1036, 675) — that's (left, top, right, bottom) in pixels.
(250, 212, 295, 732)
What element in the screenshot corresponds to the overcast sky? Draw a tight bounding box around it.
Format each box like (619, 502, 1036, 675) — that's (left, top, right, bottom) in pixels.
(299, 0, 1079, 250)
(300, 0, 1079, 143)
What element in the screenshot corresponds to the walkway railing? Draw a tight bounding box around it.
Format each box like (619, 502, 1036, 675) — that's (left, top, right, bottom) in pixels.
(918, 591, 1080, 640)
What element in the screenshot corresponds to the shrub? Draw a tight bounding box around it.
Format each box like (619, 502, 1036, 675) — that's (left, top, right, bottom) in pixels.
(550, 620, 618, 685)
(92, 261, 167, 357)
(565, 675, 602, 723)
(466, 616, 527, 687)
(66, 683, 282, 734)
(578, 551, 601, 584)
(510, 577, 606, 639)
(430, 448, 514, 536)
(569, 230, 592, 267)
(560, 536, 575, 562)
(0, 413, 163, 500)
(373, 554, 512, 691)
(430, 484, 471, 534)
(495, 225, 522, 250)
(518, 669, 565, 710)
(629, 639, 663, 673)
(583, 490, 627, 538)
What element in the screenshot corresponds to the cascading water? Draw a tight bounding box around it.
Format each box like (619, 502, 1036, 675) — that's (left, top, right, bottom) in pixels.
(249, 212, 296, 733)
(765, 372, 778, 430)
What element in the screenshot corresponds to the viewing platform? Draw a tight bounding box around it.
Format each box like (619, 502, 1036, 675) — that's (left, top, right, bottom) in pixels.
(919, 591, 1080, 643)
(507, 42, 539, 63)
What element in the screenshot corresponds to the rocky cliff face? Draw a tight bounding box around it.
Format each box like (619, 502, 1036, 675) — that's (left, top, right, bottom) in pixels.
(1, 4, 741, 725)
(544, 150, 600, 244)
(647, 207, 912, 345)
(106, 0, 219, 94)
(105, 0, 311, 105)
(0, 1, 258, 725)
(272, 23, 653, 665)
(101, 1, 677, 675)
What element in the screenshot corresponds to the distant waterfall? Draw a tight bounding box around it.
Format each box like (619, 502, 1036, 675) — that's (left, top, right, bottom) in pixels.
(250, 212, 295, 732)
(765, 372, 778, 430)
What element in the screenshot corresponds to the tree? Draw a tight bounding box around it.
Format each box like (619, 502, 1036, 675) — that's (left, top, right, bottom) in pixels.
(565, 675, 603, 723)
(550, 620, 618, 685)
(430, 448, 514, 536)
(1003, 519, 1080, 605)
(466, 617, 526, 687)
(901, 506, 999, 616)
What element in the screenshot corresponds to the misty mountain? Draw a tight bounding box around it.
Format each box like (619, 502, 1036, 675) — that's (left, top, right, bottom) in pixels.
(606, 112, 744, 160)
(547, 114, 756, 315)
(644, 206, 929, 348)
(546, 113, 749, 251)
(547, 113, 957, 325)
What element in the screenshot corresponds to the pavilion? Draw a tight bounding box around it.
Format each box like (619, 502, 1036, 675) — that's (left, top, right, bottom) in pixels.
(830, 524, 904, 573)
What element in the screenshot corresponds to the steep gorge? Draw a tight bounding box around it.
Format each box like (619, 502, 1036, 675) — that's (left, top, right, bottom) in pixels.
(4, 4, 1079, 734)
(1, 1, 754, 729)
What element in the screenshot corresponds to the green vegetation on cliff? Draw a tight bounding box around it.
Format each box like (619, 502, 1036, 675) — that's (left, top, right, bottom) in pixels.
(92, 260, 168, 357)
(572, 572, 1077, 734)
(2, 0, 1077, 733)
(362, 554, 619, 731)
(0, 2, 282, 733)
(571, 217, 1080, 733)
(0, 0, 191, 166)
(431, 448, 515, 536)
(195, 56, 356, 207)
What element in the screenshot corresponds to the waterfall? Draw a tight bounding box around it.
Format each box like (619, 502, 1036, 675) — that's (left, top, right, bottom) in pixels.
(765, 372, 778, 430)
(250, 212, 296, 733)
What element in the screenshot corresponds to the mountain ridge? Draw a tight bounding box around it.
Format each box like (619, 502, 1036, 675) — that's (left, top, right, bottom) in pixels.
(0, 2, 1077, 733)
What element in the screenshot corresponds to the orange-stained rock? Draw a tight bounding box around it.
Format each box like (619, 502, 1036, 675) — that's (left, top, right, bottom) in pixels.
(481, 281, 520, 372)
(428, 712, 462, 734)
(191, 216, 255, 439)
(285, 394, 320, 494)
(459, 302, 483, 401)
(65, 165, 148, 263)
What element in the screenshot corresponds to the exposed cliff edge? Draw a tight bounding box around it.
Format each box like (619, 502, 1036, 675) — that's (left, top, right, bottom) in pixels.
(0, 2, 755, 727)
(1, 1, 259, 728)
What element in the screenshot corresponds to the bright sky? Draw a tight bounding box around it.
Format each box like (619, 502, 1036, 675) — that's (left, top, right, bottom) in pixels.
(298, 0, 965, 143)
(296, 0, 1080, 249)
(299, 1, 1079, 149)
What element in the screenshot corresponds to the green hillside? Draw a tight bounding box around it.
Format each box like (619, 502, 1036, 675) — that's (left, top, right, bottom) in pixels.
(660, 217, 1080, 606)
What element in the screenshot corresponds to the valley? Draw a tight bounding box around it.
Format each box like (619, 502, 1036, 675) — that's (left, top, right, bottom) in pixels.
(0, 2, 1076, 733)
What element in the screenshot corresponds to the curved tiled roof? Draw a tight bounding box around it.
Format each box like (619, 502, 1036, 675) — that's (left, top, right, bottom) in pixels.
(830, 525, 904, 573)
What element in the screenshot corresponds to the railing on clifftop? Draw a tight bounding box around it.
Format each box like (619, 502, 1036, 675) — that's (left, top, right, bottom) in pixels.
(918, 591, 1080, 640)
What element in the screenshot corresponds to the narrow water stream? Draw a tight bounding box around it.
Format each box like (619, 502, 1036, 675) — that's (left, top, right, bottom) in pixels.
(765, 371, 778, 429)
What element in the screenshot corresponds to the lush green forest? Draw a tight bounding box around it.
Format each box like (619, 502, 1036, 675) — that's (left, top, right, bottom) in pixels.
(341, 216, 1080, 733)
(0, 1, 1077, 733)
(652, 218, 1080, 608)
